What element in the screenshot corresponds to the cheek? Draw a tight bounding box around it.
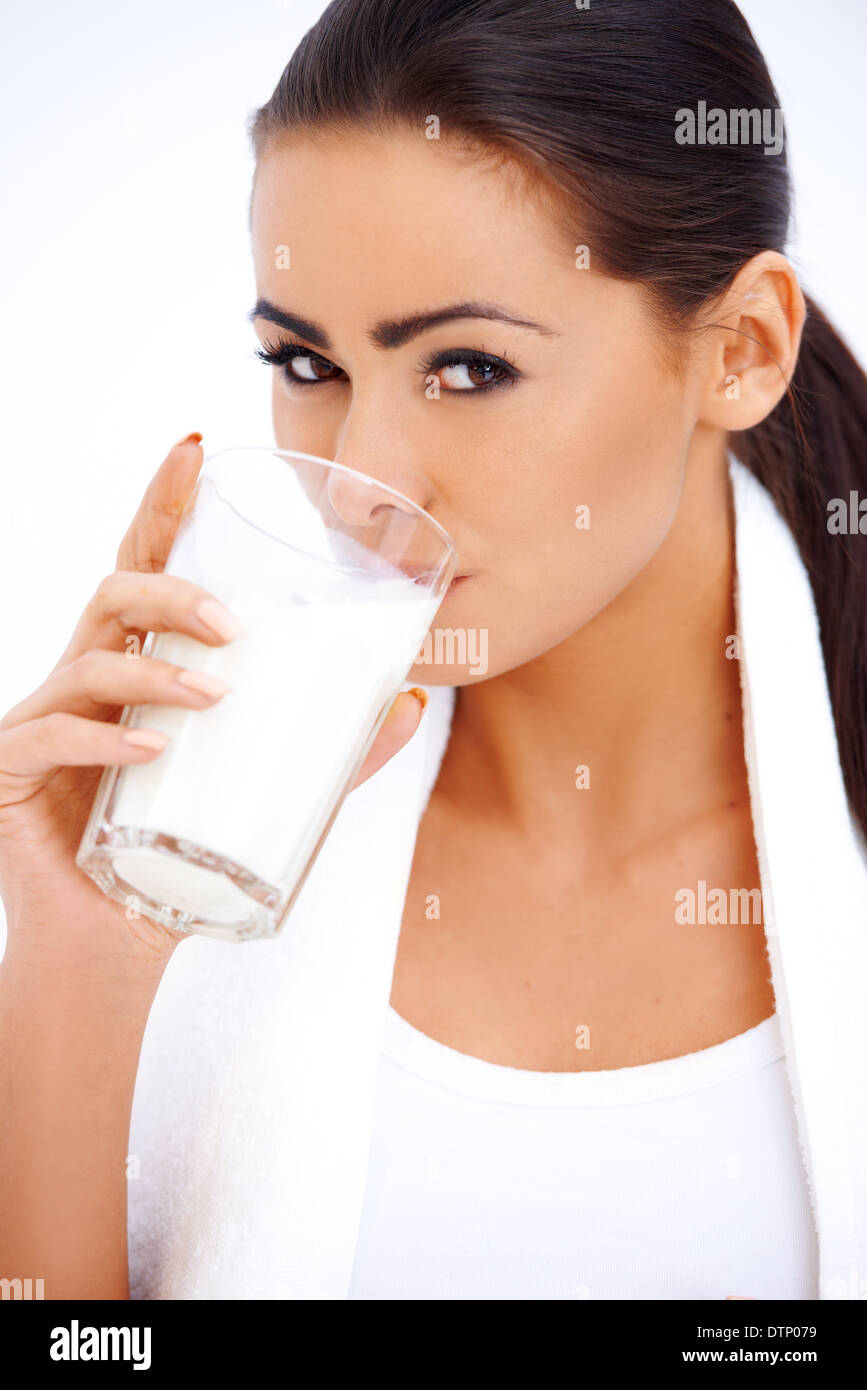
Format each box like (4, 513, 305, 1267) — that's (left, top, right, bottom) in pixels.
(563, 366, 690, 599)
(271, 379, 295, 446)
(436, 365, 691, 681)
(271, 379, 343, 456)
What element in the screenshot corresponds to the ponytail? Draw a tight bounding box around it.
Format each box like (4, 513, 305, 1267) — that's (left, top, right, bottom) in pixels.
(730, 295, 867, 836)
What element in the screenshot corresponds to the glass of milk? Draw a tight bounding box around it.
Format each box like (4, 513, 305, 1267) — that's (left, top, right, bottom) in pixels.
(75, 447, 457, 942)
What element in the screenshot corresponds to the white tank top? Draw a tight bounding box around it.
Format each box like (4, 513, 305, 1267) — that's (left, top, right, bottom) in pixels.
(348, 1008, 819, 1299)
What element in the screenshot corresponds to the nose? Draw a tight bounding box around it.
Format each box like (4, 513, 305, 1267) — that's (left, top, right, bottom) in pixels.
(322, 432, 448, 581)
(328, 394, 436, 518)
(325, 465, 432, 530)
(327, 410, 437, 530)
(325, 467, 441, 580)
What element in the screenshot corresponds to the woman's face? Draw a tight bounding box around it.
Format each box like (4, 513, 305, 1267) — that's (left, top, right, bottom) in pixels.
(250, 128, 706, 685)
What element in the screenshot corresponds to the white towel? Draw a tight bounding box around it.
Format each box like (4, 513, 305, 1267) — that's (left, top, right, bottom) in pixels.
(128, 454, 867, 1300)
(731, 458, 867, 1300)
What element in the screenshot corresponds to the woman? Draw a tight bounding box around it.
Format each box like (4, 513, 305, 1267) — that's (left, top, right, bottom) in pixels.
(2, 0, 866, 1301)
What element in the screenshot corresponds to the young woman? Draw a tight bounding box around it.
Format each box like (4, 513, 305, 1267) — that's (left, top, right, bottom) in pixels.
(2, 0, 866, 1302)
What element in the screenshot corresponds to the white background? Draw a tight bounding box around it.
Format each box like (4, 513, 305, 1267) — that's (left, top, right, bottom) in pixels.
(0, 0, 864, 934)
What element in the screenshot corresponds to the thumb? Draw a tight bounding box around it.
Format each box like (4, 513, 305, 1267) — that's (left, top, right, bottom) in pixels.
(352, 688, 428, 789)
(115, 432, 204, 575)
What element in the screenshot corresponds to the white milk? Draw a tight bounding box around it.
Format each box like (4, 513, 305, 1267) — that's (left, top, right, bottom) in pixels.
(110, 579, 438, 922)
(105, 466, 445, 925)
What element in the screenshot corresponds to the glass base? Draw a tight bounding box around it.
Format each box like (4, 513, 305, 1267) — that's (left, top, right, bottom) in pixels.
(75, 826, 283, 942)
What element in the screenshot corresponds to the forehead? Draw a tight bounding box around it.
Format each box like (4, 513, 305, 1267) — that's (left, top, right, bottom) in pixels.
(250, 129, 571, 306)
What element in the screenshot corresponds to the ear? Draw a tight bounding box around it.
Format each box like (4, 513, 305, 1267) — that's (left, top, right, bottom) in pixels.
(696, 251, 806, 431)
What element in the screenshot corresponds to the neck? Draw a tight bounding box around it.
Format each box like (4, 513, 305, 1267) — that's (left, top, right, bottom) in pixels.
(439, 431, 745, 868)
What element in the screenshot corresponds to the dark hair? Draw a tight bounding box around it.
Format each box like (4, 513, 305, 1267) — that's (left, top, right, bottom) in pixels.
(249, 0, 867, 839)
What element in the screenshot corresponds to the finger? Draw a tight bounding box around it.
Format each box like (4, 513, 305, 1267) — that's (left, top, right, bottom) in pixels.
(352, 688, 428, 789)
(0, 711, 171, 800)
(50, 571, 245, 671)
(0, 648, 232, 730)
(115, 432, 204, 575)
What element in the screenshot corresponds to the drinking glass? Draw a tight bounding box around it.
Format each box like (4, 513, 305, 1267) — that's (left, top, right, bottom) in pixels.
(75, 447, 457, 942)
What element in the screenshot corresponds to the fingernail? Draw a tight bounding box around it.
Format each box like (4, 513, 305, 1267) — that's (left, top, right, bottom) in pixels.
(195, 597, 246, 641)
(175, 431, 203, 447)
(123, 729, 170, 750)
(407, 686, 429, 714)
(175, 670, 233, 698)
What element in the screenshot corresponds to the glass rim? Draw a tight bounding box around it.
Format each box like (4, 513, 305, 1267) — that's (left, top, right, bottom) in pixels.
(200, 444, 458, 566)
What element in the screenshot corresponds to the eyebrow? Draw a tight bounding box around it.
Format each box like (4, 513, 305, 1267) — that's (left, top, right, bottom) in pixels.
(248, 297, 559, 352)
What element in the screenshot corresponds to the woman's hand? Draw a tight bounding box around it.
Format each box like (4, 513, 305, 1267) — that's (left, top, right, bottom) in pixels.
(0, 433, 428, 975)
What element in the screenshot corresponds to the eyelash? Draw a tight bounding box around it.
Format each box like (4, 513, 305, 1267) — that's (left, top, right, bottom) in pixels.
(254, 336, 520, 395)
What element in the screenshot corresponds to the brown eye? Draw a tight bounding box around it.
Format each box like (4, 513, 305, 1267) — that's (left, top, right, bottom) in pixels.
(438, 360, 505, 390)
(420, 348, 518, 394)
(287, 351, 343, 383)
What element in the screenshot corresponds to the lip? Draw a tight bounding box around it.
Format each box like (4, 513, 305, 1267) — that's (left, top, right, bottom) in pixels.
(446, 573, 472, 595)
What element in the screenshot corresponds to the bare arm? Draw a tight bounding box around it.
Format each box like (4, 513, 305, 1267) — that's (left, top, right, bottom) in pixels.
(0, 945, 167, 1300)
